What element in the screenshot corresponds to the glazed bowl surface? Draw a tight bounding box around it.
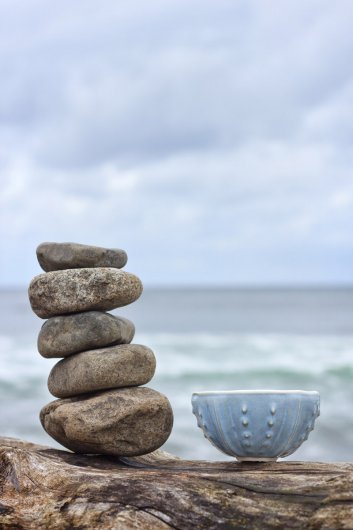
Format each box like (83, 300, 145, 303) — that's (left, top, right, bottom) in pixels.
(192, 390, 320, 461)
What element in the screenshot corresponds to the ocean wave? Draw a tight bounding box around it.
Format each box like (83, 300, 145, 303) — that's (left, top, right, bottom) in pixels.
(1, 332, 353, 380)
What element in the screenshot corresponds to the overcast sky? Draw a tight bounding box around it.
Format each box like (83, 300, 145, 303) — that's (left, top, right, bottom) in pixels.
(0, 0, 352, 287)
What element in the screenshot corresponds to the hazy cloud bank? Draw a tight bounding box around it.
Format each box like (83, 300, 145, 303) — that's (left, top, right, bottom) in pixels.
(1, 0, 352, 285)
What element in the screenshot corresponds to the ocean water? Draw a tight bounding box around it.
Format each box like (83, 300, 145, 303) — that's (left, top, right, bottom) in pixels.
(1, 287, 353, 461)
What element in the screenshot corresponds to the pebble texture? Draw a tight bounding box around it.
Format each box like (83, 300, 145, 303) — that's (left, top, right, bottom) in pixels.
(28, 268, 143, 318)
(48, 344, 156, 397)
(38, 312, 135, 358)
(37, 242, 127, 271)
(40, 388, 173, 456)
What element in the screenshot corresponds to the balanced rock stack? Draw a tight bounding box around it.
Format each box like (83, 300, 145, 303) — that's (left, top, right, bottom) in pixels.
(28, 242, 173, 456)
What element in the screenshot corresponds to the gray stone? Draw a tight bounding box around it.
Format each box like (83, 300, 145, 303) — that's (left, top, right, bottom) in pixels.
(48, 344, 156, 397)
(37, 242, 127, 271)
(38, 312, 135, 358)
(28, 268, 143, 318)
(40, 387, 174, 456)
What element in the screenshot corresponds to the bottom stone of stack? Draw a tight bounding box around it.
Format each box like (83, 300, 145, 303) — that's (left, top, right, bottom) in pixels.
(40, 387, 173, 456)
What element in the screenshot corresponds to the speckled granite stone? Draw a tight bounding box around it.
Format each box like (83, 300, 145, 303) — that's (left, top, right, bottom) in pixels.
(29, 268, 143, 318)
(40, 387, 173, 456)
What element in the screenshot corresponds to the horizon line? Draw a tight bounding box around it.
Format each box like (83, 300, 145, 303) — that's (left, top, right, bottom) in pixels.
(1, 283, 353, 291)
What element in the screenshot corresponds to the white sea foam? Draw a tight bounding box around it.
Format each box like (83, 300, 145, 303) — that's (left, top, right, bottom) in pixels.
(135, 332, 353, 377)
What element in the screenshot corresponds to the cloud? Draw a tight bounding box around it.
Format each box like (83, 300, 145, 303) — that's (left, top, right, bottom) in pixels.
(0, 0, 352, 285)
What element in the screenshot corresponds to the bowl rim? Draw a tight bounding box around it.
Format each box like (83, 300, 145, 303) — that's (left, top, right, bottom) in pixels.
(192, 389, 319, 396)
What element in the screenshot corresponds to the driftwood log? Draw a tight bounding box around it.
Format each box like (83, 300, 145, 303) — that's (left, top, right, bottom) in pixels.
(1, 437, 353, 529)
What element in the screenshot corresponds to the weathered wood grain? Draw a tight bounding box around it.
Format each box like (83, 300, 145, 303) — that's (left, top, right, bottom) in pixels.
(1, 437, 353, 529)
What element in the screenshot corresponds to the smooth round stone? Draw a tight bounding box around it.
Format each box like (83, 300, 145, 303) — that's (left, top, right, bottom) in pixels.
(48, 344, 156, 398)
(28, 268, 143, 319)
(37, 242, 127, 271)
(40, 387, 174, 456)
(38, 312, 135, 358)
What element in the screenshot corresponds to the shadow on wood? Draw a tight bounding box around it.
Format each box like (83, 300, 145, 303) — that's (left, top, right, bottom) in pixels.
(0, 437, 353, 529)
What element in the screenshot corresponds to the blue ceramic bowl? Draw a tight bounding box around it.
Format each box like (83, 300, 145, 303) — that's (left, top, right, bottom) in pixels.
(192, 390, 320, 461)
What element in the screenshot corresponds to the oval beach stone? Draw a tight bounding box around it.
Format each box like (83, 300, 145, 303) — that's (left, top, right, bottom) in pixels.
(40, 387, 173, 456)
(37, 242, 127, 271)
(48, 344, 156, 397)
(38, 312, 135, 358)
(28, 268, 143, 318)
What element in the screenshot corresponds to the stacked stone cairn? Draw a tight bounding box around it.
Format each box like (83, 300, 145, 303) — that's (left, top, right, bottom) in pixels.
(28, 242, 173, 456)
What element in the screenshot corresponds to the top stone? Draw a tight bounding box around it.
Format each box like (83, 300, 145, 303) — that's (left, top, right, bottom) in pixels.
(37, 242, 127, 272)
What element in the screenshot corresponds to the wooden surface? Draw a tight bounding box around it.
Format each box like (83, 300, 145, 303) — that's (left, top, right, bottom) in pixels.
(1, 437, 353, 529)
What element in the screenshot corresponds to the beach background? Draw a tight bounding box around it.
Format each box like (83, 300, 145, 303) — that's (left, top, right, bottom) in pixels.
(2, 286, 353, 461)
(1, 0, 353, 463)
